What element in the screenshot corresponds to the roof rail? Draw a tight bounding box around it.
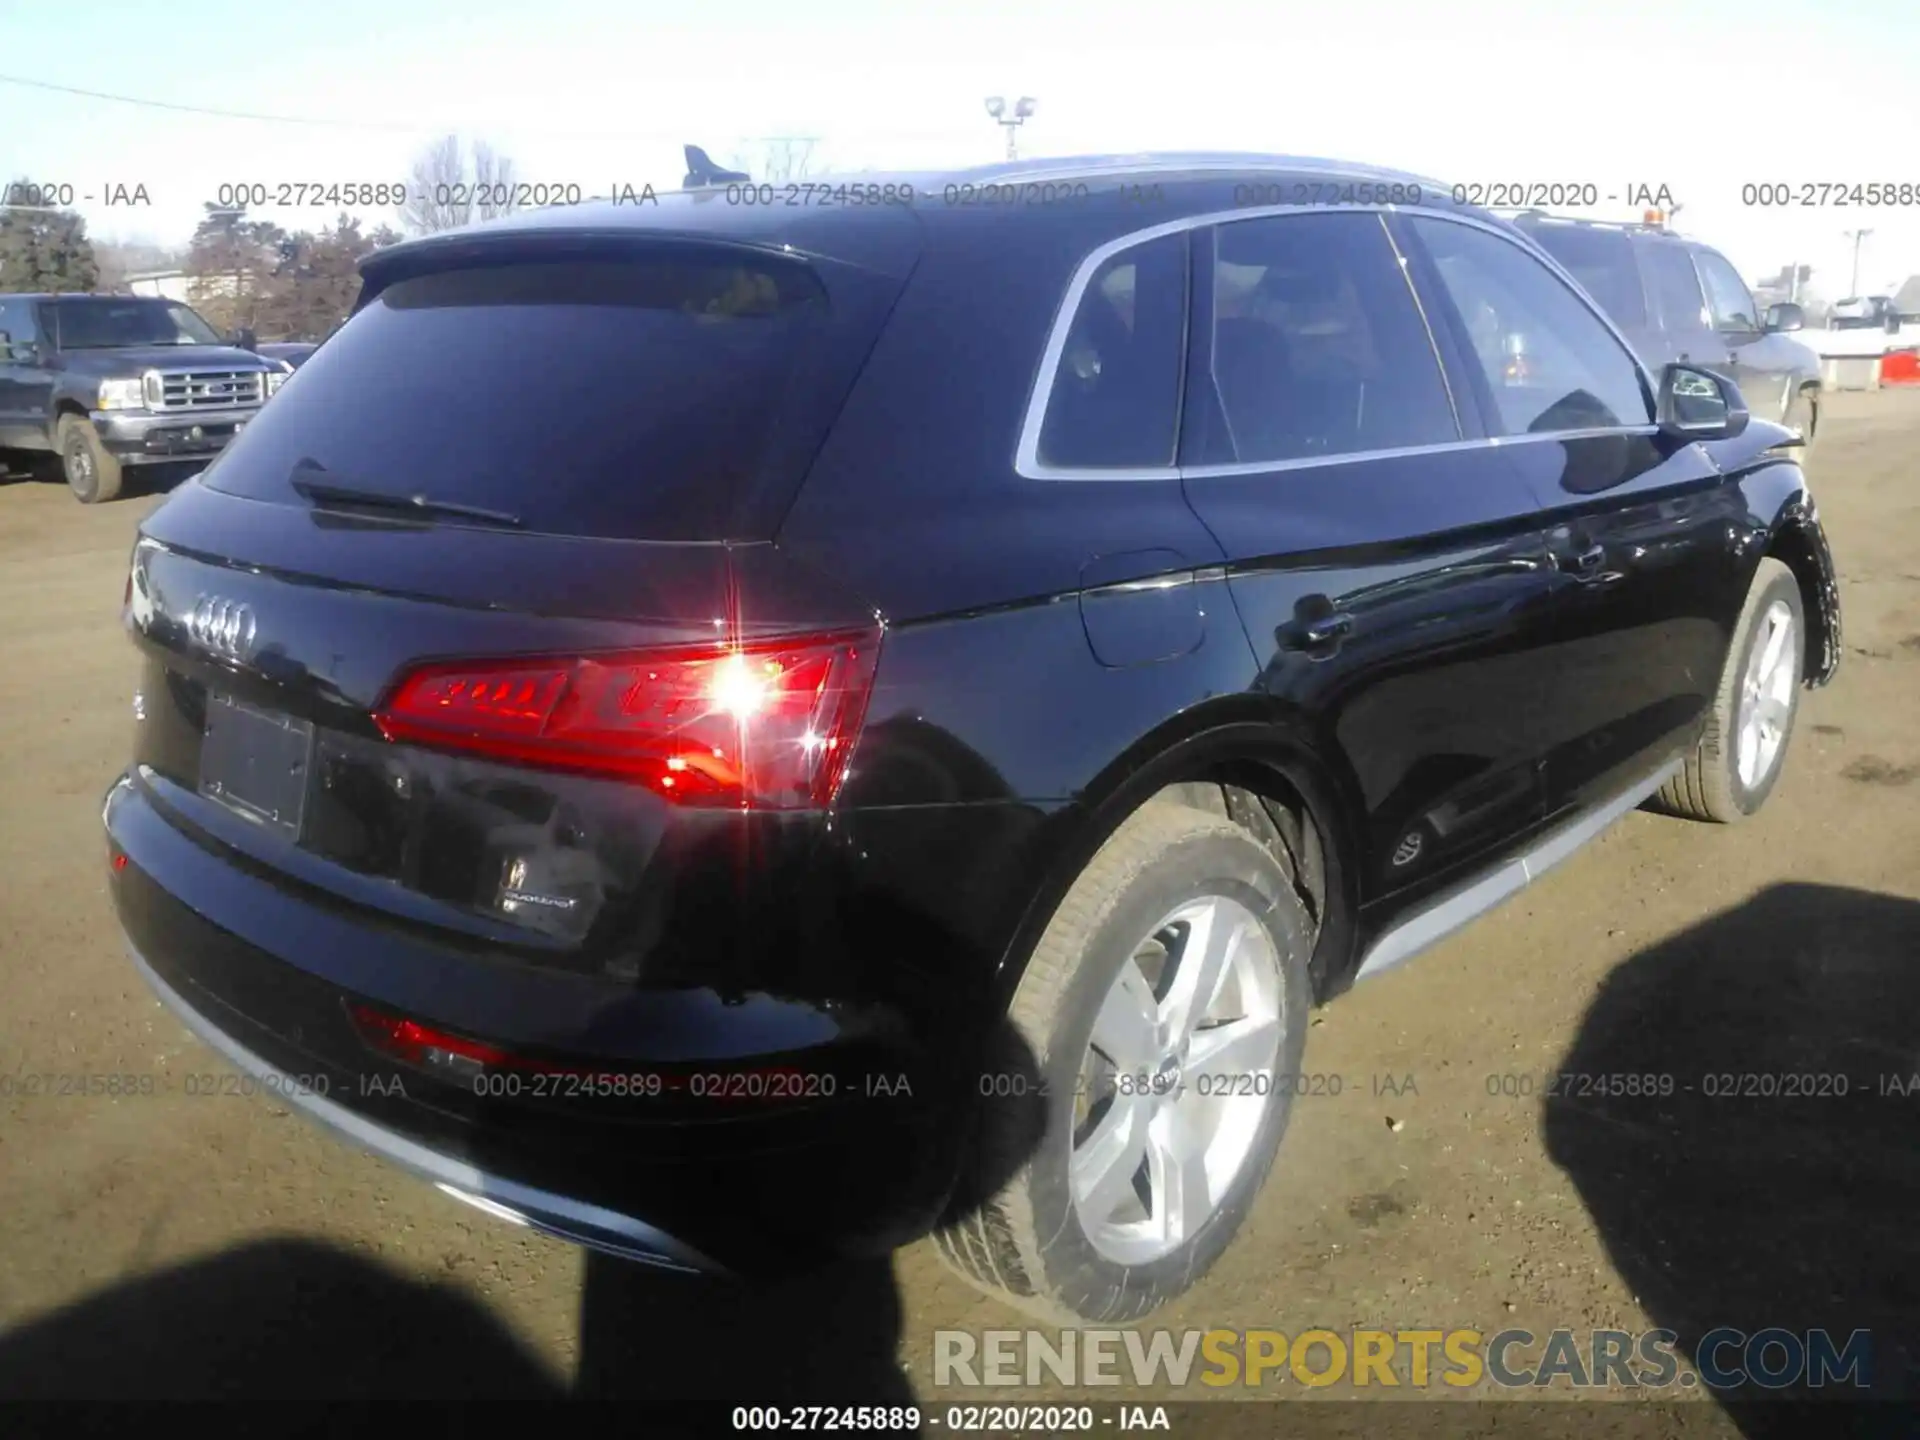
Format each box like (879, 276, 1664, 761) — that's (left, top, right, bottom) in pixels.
(1505, 208, 1670, 234)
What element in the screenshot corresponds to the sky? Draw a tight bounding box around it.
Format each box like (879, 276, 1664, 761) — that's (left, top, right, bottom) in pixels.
(4, 0, 1919, 297)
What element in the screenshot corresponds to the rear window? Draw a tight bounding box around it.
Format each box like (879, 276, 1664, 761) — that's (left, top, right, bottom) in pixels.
(203, 254, 834, 540)
(1519, 224, 1648, 329)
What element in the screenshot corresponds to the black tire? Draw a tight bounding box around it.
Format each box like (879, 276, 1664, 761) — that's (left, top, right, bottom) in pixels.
(56, 415, 123, 504)
(933, 798, 1313, 1323)
(1654, 558, 1805, 823)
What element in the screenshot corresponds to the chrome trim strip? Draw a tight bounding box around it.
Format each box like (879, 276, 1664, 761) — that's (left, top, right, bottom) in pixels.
(1016, 203, 1660, 484)
(122, 936, 725, 1276)
(1353, 757, 1682, 982)
(1086, 573, 1195, 597)
(1179, 426, 1661, 481)
(1079, 565, 1231, 600)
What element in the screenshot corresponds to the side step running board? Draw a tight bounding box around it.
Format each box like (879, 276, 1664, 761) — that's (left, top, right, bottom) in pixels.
(1354, 757, 1683, 983)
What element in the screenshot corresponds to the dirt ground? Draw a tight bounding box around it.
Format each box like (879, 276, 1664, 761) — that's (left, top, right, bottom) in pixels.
(1, 398, 1917, 1429)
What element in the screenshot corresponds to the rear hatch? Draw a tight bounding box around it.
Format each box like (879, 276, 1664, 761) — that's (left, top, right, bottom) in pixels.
(124, 224, 911, 966)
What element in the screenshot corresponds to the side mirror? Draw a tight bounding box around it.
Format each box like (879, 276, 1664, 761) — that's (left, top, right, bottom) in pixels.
(1657, 362, 1749, 442)
(228, 327, 258, 351)
(1764, 302, 1805, 333)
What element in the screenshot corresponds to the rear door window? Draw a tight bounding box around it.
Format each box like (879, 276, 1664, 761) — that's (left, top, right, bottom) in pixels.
(1518, 224, 1649, 330)
(1034, 232, 1189, 470)
(202, 253, 842, 540)
(1201, 211, 1459, 465)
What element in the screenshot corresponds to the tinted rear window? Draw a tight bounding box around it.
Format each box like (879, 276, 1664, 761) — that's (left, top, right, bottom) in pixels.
(1520, 225, 1648, 329)
(203, 255, 834, 540)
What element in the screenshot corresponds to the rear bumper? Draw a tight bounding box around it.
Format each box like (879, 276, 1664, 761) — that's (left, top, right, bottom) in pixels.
(93, 406, 260, 463)
(124, 935, 724, 1275)
(105, 772, 978, 1271)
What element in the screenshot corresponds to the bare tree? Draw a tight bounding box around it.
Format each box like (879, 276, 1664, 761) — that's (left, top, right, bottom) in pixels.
(398, 136, 522, 235)
(730, 137, 820, 184)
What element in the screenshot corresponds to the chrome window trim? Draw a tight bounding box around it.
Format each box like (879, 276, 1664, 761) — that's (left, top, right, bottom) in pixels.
(1017, 201, 1660, 484)
(1181, 426, 1659, 481)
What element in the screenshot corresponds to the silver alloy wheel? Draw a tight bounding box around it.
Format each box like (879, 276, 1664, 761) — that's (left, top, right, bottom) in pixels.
(67, 436, 94, 489)
(1735, 599, 1795, 790)
(1069, 894, 1284, 1265)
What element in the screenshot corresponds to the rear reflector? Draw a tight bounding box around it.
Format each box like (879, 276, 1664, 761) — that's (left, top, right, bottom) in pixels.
(372, 627, 882, 808)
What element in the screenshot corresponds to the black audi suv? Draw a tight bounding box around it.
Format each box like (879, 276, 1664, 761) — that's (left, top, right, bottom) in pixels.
(107, 154, 1841, 1323)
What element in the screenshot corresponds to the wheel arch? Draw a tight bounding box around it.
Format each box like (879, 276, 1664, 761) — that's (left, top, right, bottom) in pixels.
(990, 695, 1372, 1013)
(1762, 487, 1842, 687)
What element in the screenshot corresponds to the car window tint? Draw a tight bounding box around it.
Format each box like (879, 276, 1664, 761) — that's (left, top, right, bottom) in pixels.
(1037, 232, 1187, 469)
(201, 255, 842, 540)
(1694, 251, 1759, 332)
(1408, 217, 1650, 435)
(0, 298, 19, 348)
(1642, 243, 1710, 331)
(1205, 212, 1457, 464)
(1519, 224, 1648, 329)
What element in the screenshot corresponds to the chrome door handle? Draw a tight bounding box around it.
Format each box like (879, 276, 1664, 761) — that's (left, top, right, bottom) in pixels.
(1301, 612, 1355, 645)
(1279, 606, 1355, 655)
(1560, 544, 1606, 575)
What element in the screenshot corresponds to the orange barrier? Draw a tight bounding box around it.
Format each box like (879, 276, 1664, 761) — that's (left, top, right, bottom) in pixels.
(1881, 349, 1920, 385)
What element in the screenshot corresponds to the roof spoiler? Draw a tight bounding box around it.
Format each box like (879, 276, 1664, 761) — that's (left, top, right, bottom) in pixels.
(684, 145, 752, 189)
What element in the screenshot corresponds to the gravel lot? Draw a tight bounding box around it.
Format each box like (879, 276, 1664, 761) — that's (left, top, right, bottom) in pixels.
(2, 397, 1916, 1428)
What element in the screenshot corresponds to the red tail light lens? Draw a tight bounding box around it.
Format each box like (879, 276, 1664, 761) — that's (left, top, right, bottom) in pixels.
(372, 628, 882, 808)
(350, 1004, 520, 1075)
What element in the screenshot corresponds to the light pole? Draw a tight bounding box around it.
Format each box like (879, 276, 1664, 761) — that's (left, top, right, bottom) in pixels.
(984, 96, 1036, 161)
(1845, 228, 1873, 297)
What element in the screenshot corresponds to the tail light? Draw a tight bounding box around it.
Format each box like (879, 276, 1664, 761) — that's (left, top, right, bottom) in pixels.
(350, 1004, 518, 1079)
(349, 1002, 820, 1101)
(372, 627, 882, 809)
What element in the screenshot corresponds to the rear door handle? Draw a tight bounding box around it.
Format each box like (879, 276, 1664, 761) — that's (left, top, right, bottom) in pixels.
(1278, 599, 1354, 656)
(1560, 543, 1606, 575)
(1301, 612, 1354, 645)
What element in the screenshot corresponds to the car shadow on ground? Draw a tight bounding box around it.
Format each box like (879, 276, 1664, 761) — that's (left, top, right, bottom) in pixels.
(0, 1235, 920, 1411)
(0, 1022, 1046, 1424)
(1543, 881, 1920, 1437)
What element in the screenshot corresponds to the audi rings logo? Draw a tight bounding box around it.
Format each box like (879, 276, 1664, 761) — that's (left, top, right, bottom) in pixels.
(188, 595, 257, 661)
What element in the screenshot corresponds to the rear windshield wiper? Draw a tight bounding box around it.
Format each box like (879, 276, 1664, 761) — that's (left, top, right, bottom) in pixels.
(289, 463, 523, 529)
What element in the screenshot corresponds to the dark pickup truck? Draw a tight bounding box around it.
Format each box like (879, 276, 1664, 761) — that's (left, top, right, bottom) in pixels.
(0, 294, 283, 503)
(1511, 213, 1824, 446)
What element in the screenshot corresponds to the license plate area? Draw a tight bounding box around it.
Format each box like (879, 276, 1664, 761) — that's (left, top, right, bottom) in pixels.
(199, 693, 313, 840)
